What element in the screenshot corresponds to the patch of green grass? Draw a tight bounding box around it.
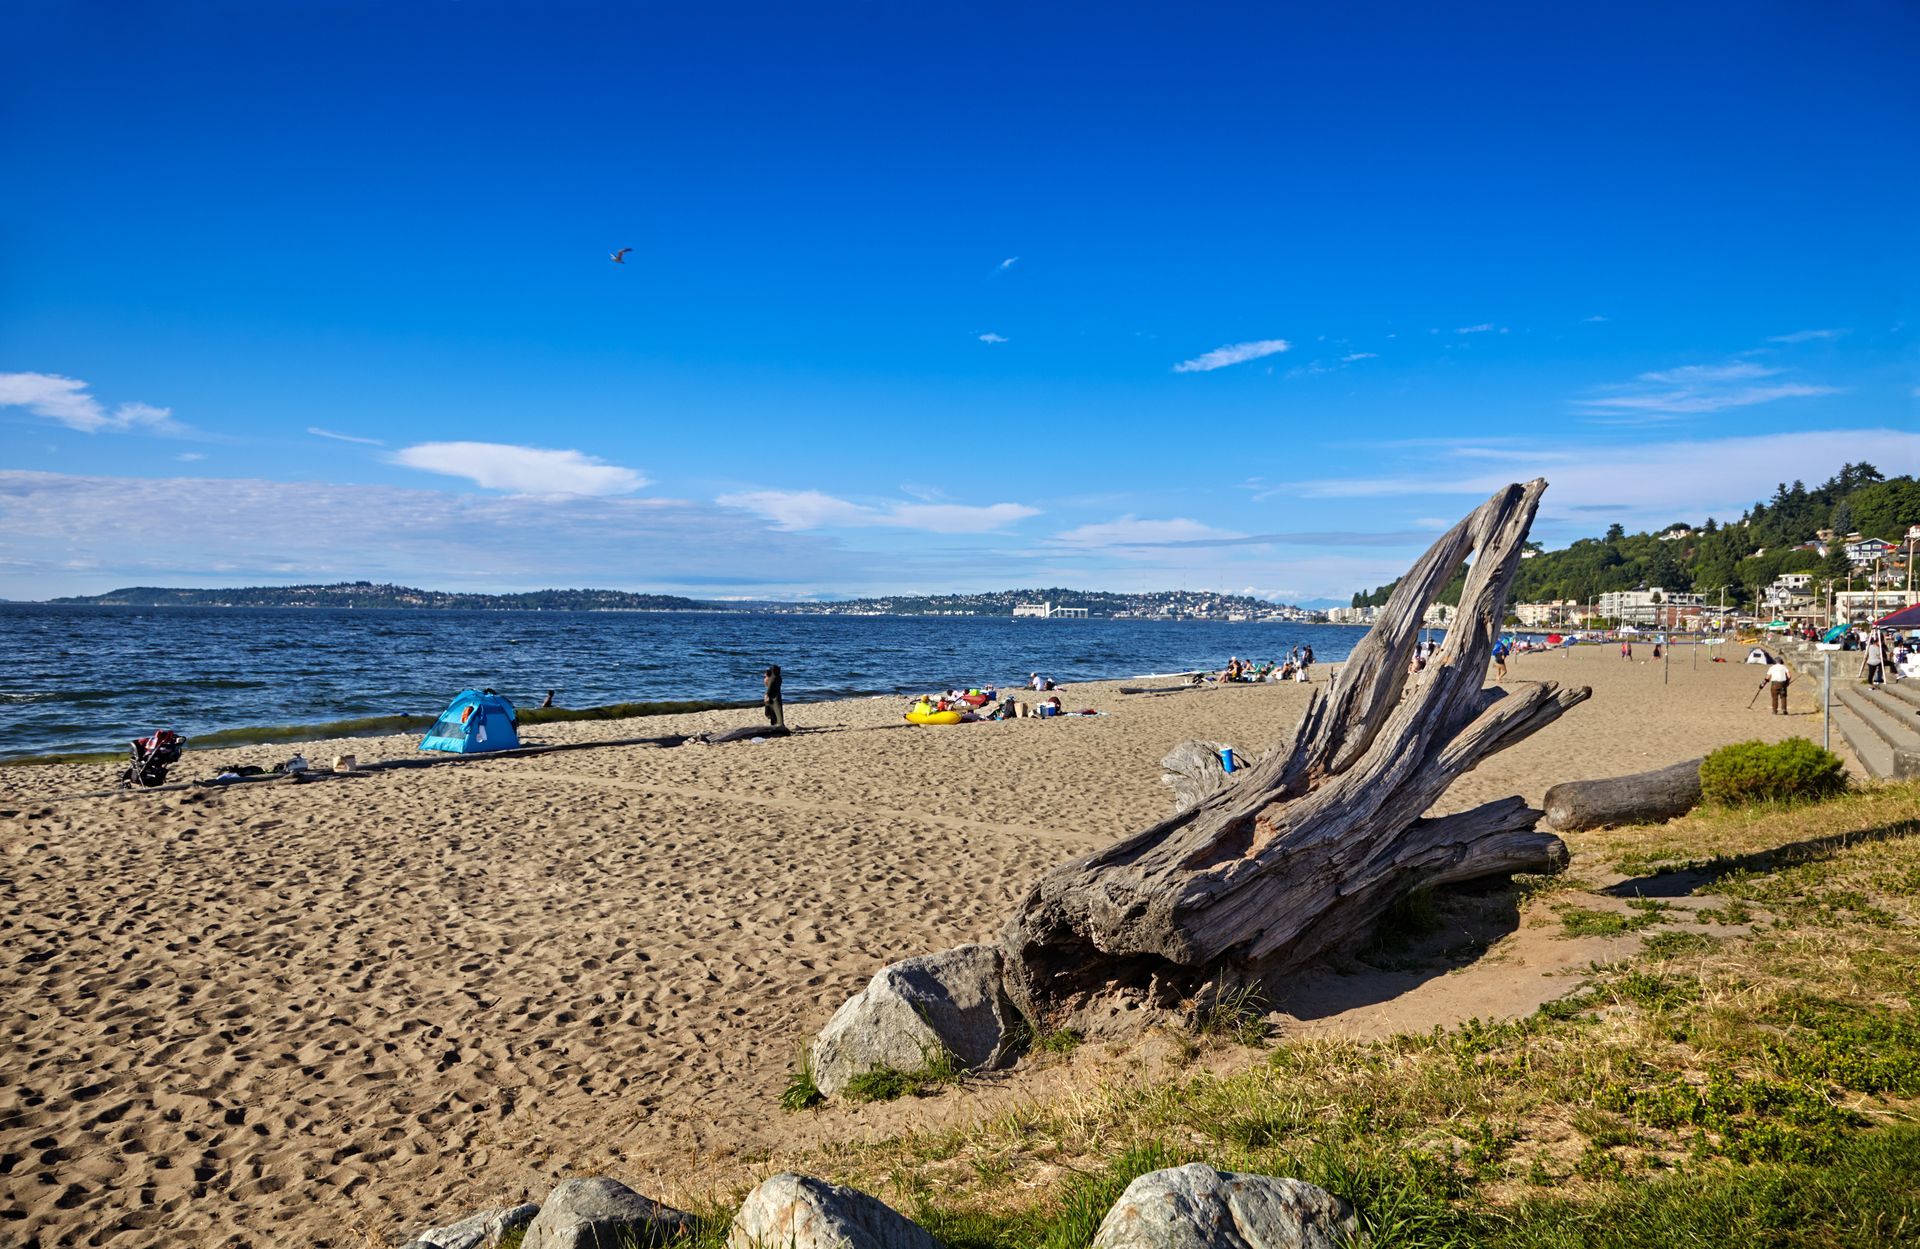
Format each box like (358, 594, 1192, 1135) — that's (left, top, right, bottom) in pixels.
(1192, 985, 1273, 1048)
(1482, 1125, 1920, 1247)
(781, 1050, 825, 1111)
(1032, 1027, 1084, 1056)
(1640, 930, 1721, 958)
(1554, 903, 1664, 938)
(841, 1046, 965, 1103)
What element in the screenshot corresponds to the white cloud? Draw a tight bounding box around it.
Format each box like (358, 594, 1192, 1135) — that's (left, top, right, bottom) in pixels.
(0, 372, 187, 435)
(978, 332, 1009, 344)
(1456, 324, 1496, 334)
(1174, 338, 1291, 373)
(390, 441, 648, 496)
(1341, 352, 1377, 363)
(175, 452, 205, 462)
(1577, 360, 1839, 419)
(0, 470, 855, 598)
(1051, 516, 1246, 547)
(1638, 362, 1777, 385)
(308, 426, 386, 446)
(997, 256, 1019, 272)
(1279, 429, 1920, 533)
(1583, 315, 1610, 323)
(1767, 328, 1846, 344)
(718, 489, 1038, 534)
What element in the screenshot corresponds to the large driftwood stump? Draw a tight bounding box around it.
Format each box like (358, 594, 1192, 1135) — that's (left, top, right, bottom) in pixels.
(1542, 759, 1703, 832)
(1000, 480, 1592, 1027)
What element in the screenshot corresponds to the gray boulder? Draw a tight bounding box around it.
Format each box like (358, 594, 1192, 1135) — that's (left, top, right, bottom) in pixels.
(400, 1203, 540, 1249)
(726, 1173, 939, 1249)
(1090, 1164, 1356, 1249)
(810, 943, 1021, 1099)
(521, 1177, 694, 1249)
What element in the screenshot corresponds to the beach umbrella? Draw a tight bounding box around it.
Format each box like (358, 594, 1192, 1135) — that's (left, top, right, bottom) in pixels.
(1874, 603, 1920, 631)
(1766, 620, 1791, 631)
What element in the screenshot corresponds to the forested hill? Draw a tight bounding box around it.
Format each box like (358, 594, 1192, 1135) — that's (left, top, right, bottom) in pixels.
(1351, 464, 1919, 610)
(48, 583, 710, 611)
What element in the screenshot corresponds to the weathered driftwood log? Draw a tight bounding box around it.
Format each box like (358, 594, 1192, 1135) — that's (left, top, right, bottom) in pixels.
(1542, 758, 1703, 831)
(1161, 740, 1234, 814)
(999, 480, 1592, 1028)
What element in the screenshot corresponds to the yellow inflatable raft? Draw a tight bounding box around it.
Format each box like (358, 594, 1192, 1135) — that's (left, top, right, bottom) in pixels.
(904, 709, 967, 725)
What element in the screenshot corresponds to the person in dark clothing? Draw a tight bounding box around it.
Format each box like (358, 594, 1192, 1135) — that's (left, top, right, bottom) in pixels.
(762, 665, 785, 730)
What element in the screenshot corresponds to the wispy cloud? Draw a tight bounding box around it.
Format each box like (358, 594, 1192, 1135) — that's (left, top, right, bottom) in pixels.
(1174, 338, 1291, 373)
(0, 372, 188, 435)
(391, 441, 649, 496)
(1456, 324, 1501, 334)
(1051, 517, 1244, 548)
(1275, 429, 1920, 532)
(1583, 315, 1610, 323)
(1576, 360, 1839, 419)
(1767, 328, 1846, 344)
(308, 426, 386, 446)
(995, 257, 1019, 273)
(978, 332, 1009, 344)
(175, 452, 205, 462)
(1340, 352, 1377, 363)
(0, 470, 846, 596)
(718, 489, 1038, 534)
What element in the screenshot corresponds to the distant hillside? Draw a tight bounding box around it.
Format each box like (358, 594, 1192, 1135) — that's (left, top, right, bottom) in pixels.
(1351, 464, 1918, 610)
(48, 582, 711, 611)
(40, 582, 1315, 618)
(757, 587, 1302, 617)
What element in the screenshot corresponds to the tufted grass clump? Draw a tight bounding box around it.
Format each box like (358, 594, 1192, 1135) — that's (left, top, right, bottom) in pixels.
(1699, 738, 1847, 807)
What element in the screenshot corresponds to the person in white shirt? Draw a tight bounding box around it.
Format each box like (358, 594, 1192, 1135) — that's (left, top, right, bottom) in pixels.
(1765, 660, 1793, 715)
(1864, 634, 1886, 686)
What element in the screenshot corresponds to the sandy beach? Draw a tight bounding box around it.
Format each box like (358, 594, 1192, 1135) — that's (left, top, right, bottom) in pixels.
(0, 645, 1847, 1247)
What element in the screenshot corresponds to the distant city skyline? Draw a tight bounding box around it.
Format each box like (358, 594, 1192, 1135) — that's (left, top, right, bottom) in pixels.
(3, 3, 1917, 600)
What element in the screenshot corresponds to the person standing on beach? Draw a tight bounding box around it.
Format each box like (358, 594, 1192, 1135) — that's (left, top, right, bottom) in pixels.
(1864, 633, 1886, 686)
(762, 664, 785, 730)
(1765, 658, 1793, 714)
(1621, 639, 1632, 661)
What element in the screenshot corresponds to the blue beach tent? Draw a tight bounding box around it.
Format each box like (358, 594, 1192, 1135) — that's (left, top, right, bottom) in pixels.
(419, 688, 520, 754)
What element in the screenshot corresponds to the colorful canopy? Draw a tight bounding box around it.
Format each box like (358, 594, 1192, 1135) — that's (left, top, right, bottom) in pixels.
(1873, 603, 1920, 631)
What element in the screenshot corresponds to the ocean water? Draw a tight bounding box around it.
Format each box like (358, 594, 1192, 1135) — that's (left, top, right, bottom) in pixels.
(0, 605, 1369, 761)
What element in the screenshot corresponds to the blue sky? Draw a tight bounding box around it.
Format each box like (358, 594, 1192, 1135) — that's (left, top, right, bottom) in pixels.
(3, 2, 1916, 603)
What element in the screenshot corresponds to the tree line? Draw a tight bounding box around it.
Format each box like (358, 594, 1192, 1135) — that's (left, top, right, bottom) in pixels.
(1351, 464, 1919, 611)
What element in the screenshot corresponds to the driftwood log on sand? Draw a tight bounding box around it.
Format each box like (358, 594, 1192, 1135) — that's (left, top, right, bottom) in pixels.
(1542, 758, 1703, 832)
(999, 479, 1593, 1029)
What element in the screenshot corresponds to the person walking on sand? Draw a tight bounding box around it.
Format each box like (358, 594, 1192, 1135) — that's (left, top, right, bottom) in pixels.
(1620, 638, 1632, 661)
(762, 664, 785, 730)
(1492, 637, 1511, 683)
(1765, 657, 1793, 715)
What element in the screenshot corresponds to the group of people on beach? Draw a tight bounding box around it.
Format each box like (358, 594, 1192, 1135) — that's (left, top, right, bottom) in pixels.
(1219, 646, 1316, 684)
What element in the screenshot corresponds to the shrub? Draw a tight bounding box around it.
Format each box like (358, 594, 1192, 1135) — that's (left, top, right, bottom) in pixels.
(1698, 739, 1847, 807)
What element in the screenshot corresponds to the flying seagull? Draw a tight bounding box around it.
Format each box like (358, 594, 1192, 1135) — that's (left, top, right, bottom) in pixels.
(610, 247, 632, 264)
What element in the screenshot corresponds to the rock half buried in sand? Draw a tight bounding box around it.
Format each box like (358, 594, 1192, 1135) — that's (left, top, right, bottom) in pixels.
(1090, 1164, 1356, 1249)
(727, 1173, 940, 1249)
(521, 1177, 693, 1249)
(399, 1202, 540, 1249)
(810, 943, 1021, 1099)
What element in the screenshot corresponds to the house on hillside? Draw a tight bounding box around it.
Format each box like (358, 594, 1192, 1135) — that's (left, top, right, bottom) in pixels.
(1846, 537, 1897, 566)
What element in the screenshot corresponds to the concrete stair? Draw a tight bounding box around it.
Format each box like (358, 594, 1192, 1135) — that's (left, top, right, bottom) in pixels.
(1794, 655, 1920, 780)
